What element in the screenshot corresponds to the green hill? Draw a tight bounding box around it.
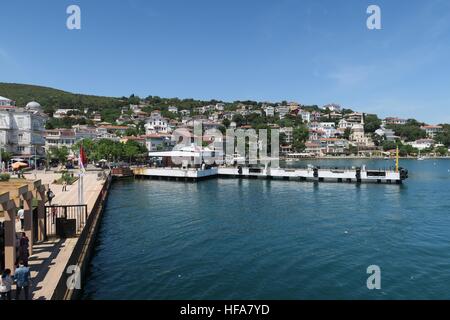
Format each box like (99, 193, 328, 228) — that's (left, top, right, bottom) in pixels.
(0, 82, 127, 123)
(0, 82, 125, 109)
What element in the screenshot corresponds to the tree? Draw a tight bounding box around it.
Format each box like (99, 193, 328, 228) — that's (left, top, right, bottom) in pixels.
(123, 140, 147, 163)
(343, 128, 352, 140)
(1, 150, 12, 163)
(292, 126, 309, 152)
(73, 138, 147, 163)
(364, 114, 381, 133)
(232, 114, 245, 127)
(73, 139, 97, 162)
(49, 146, 69, 164)
(128, 94, 141, 105)
(137, 121, 146, 135)
(371, 133, 385, 147)
(348, 145, 358, 155)
(399, 144, 418, 157)
(279, 132, 287, 146)
(387, 119, 426, 142)
(435, 146, 448, 156)
(382, 140, 398, 151)
(222, 118, 230, 128)
(125, 128, 139, 137)
(435, 124, 450, 147)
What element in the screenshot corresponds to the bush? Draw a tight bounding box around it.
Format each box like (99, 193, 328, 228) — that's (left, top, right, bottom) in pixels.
(0, 173, 11, 181)
(55, 172, 78, 185)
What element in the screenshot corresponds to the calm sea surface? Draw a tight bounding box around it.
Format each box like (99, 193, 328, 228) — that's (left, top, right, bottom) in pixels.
(83, 159, 450, 299)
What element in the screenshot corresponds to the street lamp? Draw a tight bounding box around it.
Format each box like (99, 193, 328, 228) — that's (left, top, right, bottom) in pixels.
(0, 145, 3, 173)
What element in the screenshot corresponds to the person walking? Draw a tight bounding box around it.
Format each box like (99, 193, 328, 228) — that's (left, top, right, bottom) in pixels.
(14, 260, 31, 300)
(17, 206, 25, 231)
(0, 269, 13, 300)
(47, 188, 55, 205)
(19, 233, 30, 266)
(62, 180, 67, 192)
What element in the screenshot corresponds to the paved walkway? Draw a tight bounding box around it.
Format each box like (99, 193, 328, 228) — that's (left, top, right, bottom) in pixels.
(21, 170, 106, 300)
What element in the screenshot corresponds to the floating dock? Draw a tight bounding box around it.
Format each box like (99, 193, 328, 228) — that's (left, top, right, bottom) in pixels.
(134, 166, 408, 184)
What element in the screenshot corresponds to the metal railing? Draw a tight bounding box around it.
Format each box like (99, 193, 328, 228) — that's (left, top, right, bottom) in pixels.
(44, 205, 88, 238)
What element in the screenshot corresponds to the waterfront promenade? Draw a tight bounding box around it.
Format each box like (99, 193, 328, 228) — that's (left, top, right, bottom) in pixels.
(23, 170, 107, 300)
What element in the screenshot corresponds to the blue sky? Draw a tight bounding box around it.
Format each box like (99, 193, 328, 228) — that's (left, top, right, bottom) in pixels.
(1, 0, 449, 123)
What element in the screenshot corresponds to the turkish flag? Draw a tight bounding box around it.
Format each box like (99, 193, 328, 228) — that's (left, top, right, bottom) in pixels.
(79, 145, 88, 171)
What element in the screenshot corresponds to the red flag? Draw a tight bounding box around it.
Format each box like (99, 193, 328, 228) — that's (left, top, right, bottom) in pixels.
(79, 145, 87, 171)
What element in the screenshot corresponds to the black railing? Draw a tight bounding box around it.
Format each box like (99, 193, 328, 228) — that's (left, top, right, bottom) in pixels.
(44, 205, 88, 239)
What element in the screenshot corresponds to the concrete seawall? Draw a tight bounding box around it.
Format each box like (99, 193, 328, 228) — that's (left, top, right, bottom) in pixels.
(23, 171, 113, 300)
(51, 174, 112, 300)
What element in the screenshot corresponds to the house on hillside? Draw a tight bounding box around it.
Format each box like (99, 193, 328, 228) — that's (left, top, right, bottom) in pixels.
(0, 96, 15, 109)
(421, 125, 443, 139)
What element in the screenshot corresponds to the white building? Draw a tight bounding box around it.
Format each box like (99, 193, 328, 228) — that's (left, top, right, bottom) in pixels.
(0, 96, 15, 108)
(215, 103, 225, 111)
(180, 109, 191, 116)
(168, 106, 178, 113)
(322, 104, 341, 112)
(44, 127, 98, 151)
(264, 106, 275, 117)
(53, 108, 79, 118)
(45, 129, 76, 150)
(384, 117, 407, 125)
(277, 106, 290, 119)
(299, 110, 311, 123)
(421, 125, 443, 139)
(280, 127, 293, 144)
(144, 134, 170, 152)
(145, 111, 171, 134)
(350, 124, 372, 146)
(408, 139, 435, 150)
(375, 126, 398, 141)
(0, 101, 46, 156)
(319, 122, 336, 138)
(338, 119, 353, 129)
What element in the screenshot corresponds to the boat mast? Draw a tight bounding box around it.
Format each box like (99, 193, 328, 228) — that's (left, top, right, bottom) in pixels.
(396, 146, 399, 173)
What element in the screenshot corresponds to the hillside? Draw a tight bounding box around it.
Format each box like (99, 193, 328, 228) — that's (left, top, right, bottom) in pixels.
(0, 82, 124, 108)
(0, 82, 127, 122)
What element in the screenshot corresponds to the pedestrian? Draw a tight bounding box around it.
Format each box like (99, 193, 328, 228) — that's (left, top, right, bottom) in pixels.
(14, 260, 31, 300)
(0, 269, 13, 300)
(19, 232, 30, 266)
(62, 180, 67, 192)
(17, 206, 25, 230)
(47, 188, 55, 205)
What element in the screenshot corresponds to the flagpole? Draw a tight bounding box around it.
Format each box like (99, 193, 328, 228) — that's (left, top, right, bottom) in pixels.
(78, 144, 85, 205)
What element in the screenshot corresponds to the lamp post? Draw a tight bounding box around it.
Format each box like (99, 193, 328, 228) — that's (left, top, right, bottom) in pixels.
(34, 143, 37, 179)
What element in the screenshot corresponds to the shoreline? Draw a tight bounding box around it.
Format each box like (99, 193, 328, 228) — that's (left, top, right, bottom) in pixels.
(281, 156, 450, 160)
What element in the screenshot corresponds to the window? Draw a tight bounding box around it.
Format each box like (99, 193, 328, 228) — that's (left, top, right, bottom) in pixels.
(17, 146, 25, 152)
(18, 133, 23, 142)
(16, 117, 25, 129)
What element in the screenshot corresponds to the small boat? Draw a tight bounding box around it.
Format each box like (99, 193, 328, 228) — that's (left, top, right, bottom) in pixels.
(417, 150, 425, 161)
